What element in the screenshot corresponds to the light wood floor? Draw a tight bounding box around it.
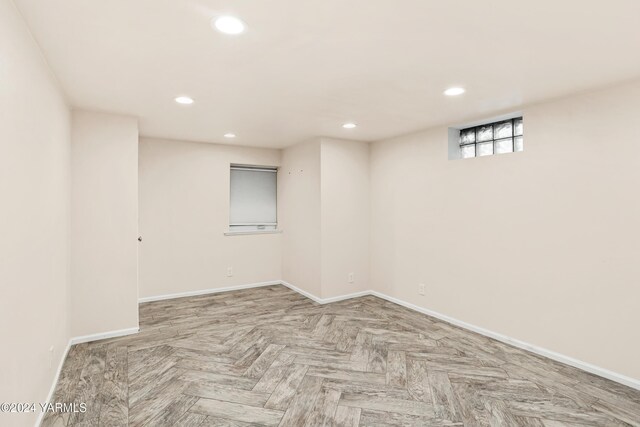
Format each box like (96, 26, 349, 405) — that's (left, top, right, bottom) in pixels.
(42, 285, 640, 426)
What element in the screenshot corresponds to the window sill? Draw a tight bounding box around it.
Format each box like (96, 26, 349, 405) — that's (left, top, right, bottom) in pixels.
(224, 229, 283, 236)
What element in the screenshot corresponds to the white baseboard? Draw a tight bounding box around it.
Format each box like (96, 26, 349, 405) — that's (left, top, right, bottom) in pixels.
(134, 280, 639, 390)
(37, 325, 139, 426)
(279, 280, 370, 304)
(69, 327, 140, 345)
(139, 280, 368, 305)
(279, 282, 640, 390)
(41, 277, 633, 423)
(36, 340, 72, 427)
(367, 291, 640, 391)
(138, 280, 282, 303)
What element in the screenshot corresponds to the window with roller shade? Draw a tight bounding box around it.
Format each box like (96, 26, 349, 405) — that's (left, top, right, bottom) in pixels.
(229, 165, 277, 231)
(460, 117, 523, 159)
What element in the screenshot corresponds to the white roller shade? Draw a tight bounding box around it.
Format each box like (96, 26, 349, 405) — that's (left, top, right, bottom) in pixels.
(230, 166, 277, 227)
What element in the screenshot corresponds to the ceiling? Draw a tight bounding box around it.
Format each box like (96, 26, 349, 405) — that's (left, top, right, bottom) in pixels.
(14, 0, 640, 148)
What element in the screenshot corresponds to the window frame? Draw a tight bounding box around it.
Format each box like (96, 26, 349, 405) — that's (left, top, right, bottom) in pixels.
(227, 164, 279, 235)
(459, 117, 523, 159)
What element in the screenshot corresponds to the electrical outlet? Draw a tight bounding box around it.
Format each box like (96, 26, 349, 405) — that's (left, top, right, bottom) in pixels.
(348, 272, 354, 283)
(49, 346, 55, 369)
(227, 267, 233, 277)
(418, 283, 426, 295)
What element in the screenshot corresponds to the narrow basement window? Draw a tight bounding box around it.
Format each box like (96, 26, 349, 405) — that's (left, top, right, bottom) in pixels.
(229, 165, 277, 232)
(459, 117, 523, 159)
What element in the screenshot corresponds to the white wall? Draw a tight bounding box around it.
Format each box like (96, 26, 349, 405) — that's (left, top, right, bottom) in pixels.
(278, 139, 322, 296)
(138, 138, 282, 298)
(0, 0, 70, 425)
(71, 111, 139, 337)
(321, 138, 370, 298)
(3, 0, 636, 413)
(370, 80, 640, 380)
(279, 138, 371, 299)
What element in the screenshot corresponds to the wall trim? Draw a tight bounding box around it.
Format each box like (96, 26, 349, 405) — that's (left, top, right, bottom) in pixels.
(138, 279, 638, 390)
(366, 291, 640, 391)
(69, 327, 140, 345)
(38, 326, 139, 426)
(138, 280, 282, 303)
(279, 280, 370, 305)
(138, 280, 369, 306)
(42, 277, 634, 423)
(39, 279, 638, 426)
(36, 340, 72, 427)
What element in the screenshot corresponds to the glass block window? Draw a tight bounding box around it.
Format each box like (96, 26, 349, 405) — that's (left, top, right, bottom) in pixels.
(460, 117, 523, 159)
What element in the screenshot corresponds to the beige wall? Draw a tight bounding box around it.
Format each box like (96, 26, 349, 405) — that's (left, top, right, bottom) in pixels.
(138, 138, 282, 298)
(139, 134, 370, 302)
(71, 111, 139, 337)
(0, 0, 70, 425)
(321, 138, 370, 298)
(3, 0, 637, 412)
(279, 138, 371, 299)
(370, 81, 640, 380)
(279, 139, 322, 296)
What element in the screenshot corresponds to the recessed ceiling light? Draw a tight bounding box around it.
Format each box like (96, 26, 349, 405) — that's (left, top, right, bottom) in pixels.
(342, 123, 357, 129)
(212, 16, 246, 35)
(224, 133, 236, 138)
(175, 96, 194, 105)
(444, 87, 465, 96)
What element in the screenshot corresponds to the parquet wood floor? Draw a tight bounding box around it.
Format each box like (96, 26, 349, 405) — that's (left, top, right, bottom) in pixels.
(42, 285, 640, 426)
